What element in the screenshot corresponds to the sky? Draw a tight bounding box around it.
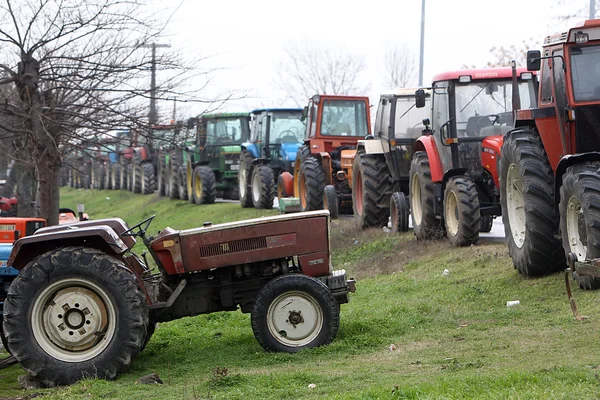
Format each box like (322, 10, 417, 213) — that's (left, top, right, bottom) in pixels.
(149, 0, 582, 121)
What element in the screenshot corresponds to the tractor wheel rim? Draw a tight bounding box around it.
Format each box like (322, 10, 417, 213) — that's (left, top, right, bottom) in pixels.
(300, 174, 307, 209)
(355, 170, 363, 215)
(411, 173, 423, 226)
(31, 278, 116, 363)
(445, 189, 460, 236)
(239, 168, 247, 199)
(252, 171, 261, 203)
(195, 173, 203, 200)
(506, 163, 526, 248)
(266, 290, 323, 347)
(567, 194, 587, 261)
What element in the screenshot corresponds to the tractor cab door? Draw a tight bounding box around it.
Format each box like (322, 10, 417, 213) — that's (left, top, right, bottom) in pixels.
(431, 80, 455, 174)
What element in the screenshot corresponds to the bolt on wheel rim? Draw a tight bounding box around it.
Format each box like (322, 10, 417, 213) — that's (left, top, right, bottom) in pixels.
(411, 173, 423, 226)
(566, 195, 587, 260)
(445, 189, 460, 236)
(31, 278, 116, 362)
(506, 163, 526, 248)
(266, 291, 323, 347)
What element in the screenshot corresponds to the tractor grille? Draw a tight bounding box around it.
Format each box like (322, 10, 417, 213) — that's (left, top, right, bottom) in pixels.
(199, 236, 267, 258)
(576, 105, 600, 153)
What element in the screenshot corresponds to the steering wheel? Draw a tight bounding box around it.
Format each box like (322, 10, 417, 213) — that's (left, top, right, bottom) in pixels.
(121, 215, 156, 238)
(277, 129, 300, 142)
(486, 114, 501, 125)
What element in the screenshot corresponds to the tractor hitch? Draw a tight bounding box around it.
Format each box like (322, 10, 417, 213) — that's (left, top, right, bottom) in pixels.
(564, 253, 600, 321)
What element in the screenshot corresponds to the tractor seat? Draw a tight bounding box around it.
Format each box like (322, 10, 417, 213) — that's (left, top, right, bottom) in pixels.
(465, 116, 491, 136)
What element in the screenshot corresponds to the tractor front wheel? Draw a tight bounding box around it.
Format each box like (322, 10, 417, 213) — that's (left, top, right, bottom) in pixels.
(443, 175, 481, 246)
(323, 185, 339, 219)
(252, 165, 275, 209)
(299, 157, 325, 211)
(239, 151, 254, 208)
(390, 191, 409, 233)
(177, 165, 188, 200)
(193, 166, 217, 205)
(560, 163, 600, 290)
(410, 151, 443, 240)
(352, 153, 391, 228)
(140, 163, 156, 195)
(168, 160, 180, 199)
(2, 247, 148, 386)
(500, 131, 564, 276)
(251, 274, 339, 353)
(480, 215, 494, 233)
(157, 158, 166, 196)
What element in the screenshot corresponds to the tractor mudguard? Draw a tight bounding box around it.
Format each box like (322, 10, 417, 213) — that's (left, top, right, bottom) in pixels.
(35, 218, 136, 249)
(481, 135, 504, 188)
(242, 143, 260, 159)
(356, 139, 384, 155)
(8, 226, 130, 270)
(280, 142, 301, 162)
(413, 135, 444, 183)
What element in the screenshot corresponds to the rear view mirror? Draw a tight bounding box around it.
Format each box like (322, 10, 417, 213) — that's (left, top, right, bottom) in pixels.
(415, 89, 426, 108)
(527, 50, 541, 71)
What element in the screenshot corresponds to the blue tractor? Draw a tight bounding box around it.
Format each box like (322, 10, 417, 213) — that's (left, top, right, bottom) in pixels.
(239, 108, 304, 209)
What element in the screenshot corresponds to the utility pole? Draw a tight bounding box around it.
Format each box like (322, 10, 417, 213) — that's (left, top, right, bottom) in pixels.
(138, 42, 171, 127)
(418, 0, 426, 86)
(591, 0, 596, 19)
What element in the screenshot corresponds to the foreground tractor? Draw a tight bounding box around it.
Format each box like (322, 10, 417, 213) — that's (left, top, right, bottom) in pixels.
(500, 19, 600, 288)
(185, 113, 250, 204)
(411, 66, 537, 246)
(353, 89, 431, 231)
(239, 108, 304, 209)
(2, 211, 355, 385)
(278, 95, 371, 217)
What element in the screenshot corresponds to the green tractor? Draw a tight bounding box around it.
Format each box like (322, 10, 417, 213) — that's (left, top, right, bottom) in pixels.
(183, 112, 251, 204)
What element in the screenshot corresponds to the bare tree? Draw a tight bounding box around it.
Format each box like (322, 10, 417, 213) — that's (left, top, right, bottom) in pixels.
(381, 42, 417, 89)
(276, 39, 369, 106)
(0, 0, 225, 224)
(462, 37, 540, 69)
(551, 0, 598, 25)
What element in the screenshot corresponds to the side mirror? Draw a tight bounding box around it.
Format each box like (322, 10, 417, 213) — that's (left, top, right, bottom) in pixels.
(415, 89, 426, 108)
(527, 50, 541, 71)
(301, 106, 308, 121)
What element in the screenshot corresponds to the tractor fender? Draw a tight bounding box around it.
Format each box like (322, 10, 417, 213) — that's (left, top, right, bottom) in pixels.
(356, 139, 384, 155)
(413, 136, 443, 183)
(251, 158, 268, 167)
(555, 152, 600, 206)
(8, 226, 130, 270)
(481, 135, 504, 188)
(242, 142, 260, 159)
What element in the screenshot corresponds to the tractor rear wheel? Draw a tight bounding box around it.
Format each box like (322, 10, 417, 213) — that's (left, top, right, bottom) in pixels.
(299, 157, 325, 211)
(323, 185, 339, 219)
(410, 151, 443, 240)
(1, 326, 10, 355)
(110, 164, 121, 190)
(2, 247, 148, 386)
(177, 165, 188, 200)
(239, 150, 254, 208)
(186, 163, 194, 204)
(140, 163, 156, 194)
(390, 191, 409, 233)
(560, 163, 600, 290)
(480, 215, 494, 233)
(193, 166, 217, 204)
(131, 163, 141, 193)
(297, 145, 310, 163)
(168, 160, 180, 199)
(120, 160, 128, 190)
(251, 274, 339, 353)
(157, 158, 166, 196)
(500, 131, 565, 276)
(443, 175, 481, 246)
(352, 153, 391, 228)
(251, 165, 275, 209)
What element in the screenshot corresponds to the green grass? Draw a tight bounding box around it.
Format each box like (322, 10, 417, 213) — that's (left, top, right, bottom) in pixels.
(2, 188, 600, 398)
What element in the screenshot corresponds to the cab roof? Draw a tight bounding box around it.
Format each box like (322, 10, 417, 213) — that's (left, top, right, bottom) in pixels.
(198, 112, 249, 119)
(432, 67, 534, 83)
(250, 108, 302, 114)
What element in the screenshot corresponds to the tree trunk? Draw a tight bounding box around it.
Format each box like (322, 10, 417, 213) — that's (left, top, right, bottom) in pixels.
(38, 161, 60, 225)
(15, 163, 36, 218)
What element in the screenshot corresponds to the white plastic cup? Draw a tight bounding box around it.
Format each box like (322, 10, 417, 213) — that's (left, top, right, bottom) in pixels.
(506, 300, 520, 307)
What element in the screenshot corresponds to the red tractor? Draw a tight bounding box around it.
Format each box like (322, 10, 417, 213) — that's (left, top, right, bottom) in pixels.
(278, 94, 371, 217)
(500, 19, 600, 288)
(2, 211, 355, 385)
(411, 66, 537, 246)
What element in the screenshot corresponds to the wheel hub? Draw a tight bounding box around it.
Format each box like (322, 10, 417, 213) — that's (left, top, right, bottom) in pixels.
(267, 291, 323, 347)
(567, 195, 587, 260)
(287, 310, 304, 326)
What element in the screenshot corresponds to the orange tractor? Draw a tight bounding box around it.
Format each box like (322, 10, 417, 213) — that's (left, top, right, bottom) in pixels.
(277, 95, 371, 217)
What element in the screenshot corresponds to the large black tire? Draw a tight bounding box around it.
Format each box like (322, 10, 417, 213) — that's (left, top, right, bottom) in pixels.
(192, 166, 217, 205)
(390, 191, 409, 233)
(239, 150, 254, 208)
(186, 163, 195, 204)
(140, 163, 156, 195)
(178, 165, 188, 200)
(3, 247, 148, 386)
(500, 131, 565, 276)
(131, 163, 141, 193)
(168, 160, 180, 199)
(157, 158, 166, 197)
(120, 160, 129, 190)
(251, 274, 339, 353)
(443, 175, 481, 246)
(251, 165, 275, 209)
(323, 185, 339, 219)
(104, 164, 111, 190)
(1, 326, 10, 355)
(480, 215, 493, 233)
(352, 153, 391, 228)
(410, 151, 443, 240)
(297, 145, 310, 163)
(299, 157, 325, 211)
(559, 163, 600, 290)
(110, 164, 121, 190)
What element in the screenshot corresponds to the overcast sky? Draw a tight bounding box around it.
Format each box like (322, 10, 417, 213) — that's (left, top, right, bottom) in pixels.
(151, 0, 584, 121)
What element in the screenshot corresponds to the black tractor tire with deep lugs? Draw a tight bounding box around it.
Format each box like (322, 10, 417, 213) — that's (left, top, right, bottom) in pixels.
(443, 175, 481, 246)
(352, 153, 391, 228)
(251, 274, 339, 353)
(252, 165, 275, 209)
(299, 156, 326, 211)
(3, 247, 148, 386)
(141, 163, 156, 194)
(297, 145, 310, 163)
(192, 165, 217, 204)
(480, 215, 493, 233)
(239, 150, 254, 208)
(131, 163, 141, 193)
(157, 158, 166, 196)
(500, 130, 565, 276)
(390, 191, 409, 233)
(559, 163, 600, 290)
(323, 184, 339, 219)
(410, 151, 443, 240)
(168, 160, 180, 199)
